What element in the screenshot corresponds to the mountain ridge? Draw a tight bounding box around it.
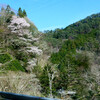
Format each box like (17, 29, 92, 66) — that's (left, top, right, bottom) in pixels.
(0, 5, 100, 100)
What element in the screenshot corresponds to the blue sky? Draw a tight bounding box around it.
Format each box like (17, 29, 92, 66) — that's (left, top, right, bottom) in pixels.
(0, 0, 100, 31)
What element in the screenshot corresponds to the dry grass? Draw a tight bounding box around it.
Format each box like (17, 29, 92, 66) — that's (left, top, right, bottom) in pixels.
(0, 71, 42, 96)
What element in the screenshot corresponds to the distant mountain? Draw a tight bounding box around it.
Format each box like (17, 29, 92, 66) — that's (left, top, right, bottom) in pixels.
(43, 13, 100, 99)
(64, 13, 100, 36)
(45, 13, 100, 39)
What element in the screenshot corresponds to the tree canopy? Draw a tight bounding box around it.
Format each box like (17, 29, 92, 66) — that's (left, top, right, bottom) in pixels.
(17, 7, 27, 17)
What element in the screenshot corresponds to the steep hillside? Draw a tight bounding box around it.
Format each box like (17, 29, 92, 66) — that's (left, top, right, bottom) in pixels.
(0, 5, 44, 97)
(0, 15, 43, 72)
(40, 13, 100, 99)
(0, 5, 100, 100)
(45, 13, 100, 40)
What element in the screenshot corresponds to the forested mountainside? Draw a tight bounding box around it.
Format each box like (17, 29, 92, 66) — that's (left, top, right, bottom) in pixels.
(0, 5, 100, 100)
(42, 13, 100, 99)
(45, 13, 100, 39)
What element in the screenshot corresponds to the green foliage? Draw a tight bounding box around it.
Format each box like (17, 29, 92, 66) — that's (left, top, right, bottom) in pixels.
(0, 5, 100, 99)
(0, 28, 4, 33)
(15, 51, 28, 62)
(10, 40, 27, 50)
(10, 11, 15, 15)
(51, 39, 76, 64)
(44, 36, 63, 48)
(18, 7, 23, 17)
(51, 33, 99, 64)
(23, 34, 28, 39)
(23, 9, 27, 17)
(5, 5, 15, 23)
(33, 65, 42, 77)
(49, 30, 99, 98)
(6, 15, 12, 23)
(39, 65, 59, 96)
(0, 5, 15, 24)
(75, 52, 90, 71)
(0, 53, 12, 64)
(6, 60, 25, 72)
(39, 65, 50, 95)
(17, 8, 27, 17)
(45, 13, 100, 40)
(6, 5, 11, 14)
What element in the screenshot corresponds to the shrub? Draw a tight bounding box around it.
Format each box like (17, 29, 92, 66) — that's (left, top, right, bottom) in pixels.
(23, 34, 28, 39)
(33, 65, 42, 77)
(15, 52, 28, 62)
(10, 40, 27, 50)
(6, 60, 25, 72)
(0, 72, 42, 96)
(0, 53, 12, 64)
(0, 28, 4, 33)
(75, 52, 91, 70)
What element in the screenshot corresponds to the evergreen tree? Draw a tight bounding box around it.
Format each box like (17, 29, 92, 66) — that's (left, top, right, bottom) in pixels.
(23, 9, 27, 17)
(17, 8, 27, 17)
(1, 7, 5, 12)
(18, 7, 24, 17)
(0, 7, 5, 25)
(10, 11, 15, 15)
(6, 5, 11, 14)
(1, 7, 6, 16)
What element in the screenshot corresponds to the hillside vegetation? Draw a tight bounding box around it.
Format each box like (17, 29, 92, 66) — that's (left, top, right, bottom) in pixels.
(0, 5, 100, 100)
(41, 13, 100, 99)
(0, 5, 43, 97)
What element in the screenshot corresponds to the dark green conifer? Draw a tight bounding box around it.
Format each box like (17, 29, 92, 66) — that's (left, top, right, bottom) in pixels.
(6, 5, 11, 14)
(18, 7, 24, 17)
(23, 9, 27, 17)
